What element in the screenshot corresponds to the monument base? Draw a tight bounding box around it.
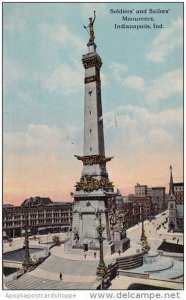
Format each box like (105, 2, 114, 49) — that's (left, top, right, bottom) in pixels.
(112, 237, 130, 253)
(65, 232, 115, 255)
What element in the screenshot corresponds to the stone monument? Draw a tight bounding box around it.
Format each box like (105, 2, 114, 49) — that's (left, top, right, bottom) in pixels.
(70, 12, 129, 254)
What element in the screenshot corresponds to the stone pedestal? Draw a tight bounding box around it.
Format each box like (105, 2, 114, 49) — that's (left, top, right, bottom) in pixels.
(111, 231, 130, 253)
(71, 190, 115, 254)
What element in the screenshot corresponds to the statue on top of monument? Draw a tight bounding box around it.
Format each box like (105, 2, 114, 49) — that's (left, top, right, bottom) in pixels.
(83, 11, 96, 44)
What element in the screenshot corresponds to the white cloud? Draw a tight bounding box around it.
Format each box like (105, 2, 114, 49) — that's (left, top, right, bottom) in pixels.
(4, 123, 79, 157)
(109, 62, 128, 82)
(39, 23, 87, 94)
(109, 62, 144, 91)
(3, 58, 26, 92)
(123, 75, 145, 91)
(42, 63, 83, 94)
(103, 104, 183, 158)
(148, 128, 171, 144)
(146, 17, 183, 63)
(40, 23, 85, 54)
(4, 16, 25, 34)
(145, 69, 183, 101)
(109, 61, 182, 101)
(156, 108, 183, 127)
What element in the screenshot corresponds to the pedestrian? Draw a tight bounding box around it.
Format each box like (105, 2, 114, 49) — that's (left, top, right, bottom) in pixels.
(118, 250, 121, 256)
(94, 252, 96, 258)
(59, 272, 62, 280)
(177, 238, 179, 244)
(84, 253, 86, 259)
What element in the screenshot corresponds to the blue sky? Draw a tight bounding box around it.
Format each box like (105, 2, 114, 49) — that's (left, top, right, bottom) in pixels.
(3, 2, 183, 204)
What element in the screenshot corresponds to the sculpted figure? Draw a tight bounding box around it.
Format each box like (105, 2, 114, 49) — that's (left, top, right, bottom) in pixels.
(84, 11, 96, 43)
(73, 227, 79, 241)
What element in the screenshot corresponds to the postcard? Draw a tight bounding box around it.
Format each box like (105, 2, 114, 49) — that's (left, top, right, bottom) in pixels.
(2, 1, 184, 296)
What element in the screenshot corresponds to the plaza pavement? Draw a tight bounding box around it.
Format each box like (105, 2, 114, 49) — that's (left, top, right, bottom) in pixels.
(4, 210, 184, 290)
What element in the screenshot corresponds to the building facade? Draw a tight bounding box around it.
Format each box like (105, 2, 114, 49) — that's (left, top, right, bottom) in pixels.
(134, 196, 154, 217)
(3, 197, 73, 238)
(147, 187, 166, 213)
(173, 182, 184, 204)
(123, 201, 141, 228)
(135, 183, 148, 197)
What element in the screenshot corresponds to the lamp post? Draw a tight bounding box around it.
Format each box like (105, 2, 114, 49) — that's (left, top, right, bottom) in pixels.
(140, 205, 146, 242)
(140, 206, 150, 252)
(96, 211, 107, 278)
(22, 213, 33, 271)
(85, 201, 107, 278)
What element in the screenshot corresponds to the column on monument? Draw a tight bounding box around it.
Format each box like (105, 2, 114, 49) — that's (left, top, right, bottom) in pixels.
(81, 50, 108, 178)
(83, 69, 105, 156)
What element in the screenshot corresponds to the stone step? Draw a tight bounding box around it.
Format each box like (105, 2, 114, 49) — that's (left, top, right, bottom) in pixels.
(6, 274, 95, 290)
(117, 253, 144, 270)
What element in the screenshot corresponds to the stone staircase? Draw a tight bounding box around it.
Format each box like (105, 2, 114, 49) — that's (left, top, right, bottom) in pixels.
(117, 252, 144, 270)
(6, 274, 95, 290)
(151, 260, 184, 281)
(117, 252, 184, 283)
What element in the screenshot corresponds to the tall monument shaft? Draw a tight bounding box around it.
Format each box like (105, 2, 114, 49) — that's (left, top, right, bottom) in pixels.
(83, 45, 105, 157)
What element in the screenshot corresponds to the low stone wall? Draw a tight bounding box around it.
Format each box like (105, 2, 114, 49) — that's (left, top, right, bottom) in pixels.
(99, 252, 146, 289)
(118, 269, 149, 279)
(116, 252, 145, 270)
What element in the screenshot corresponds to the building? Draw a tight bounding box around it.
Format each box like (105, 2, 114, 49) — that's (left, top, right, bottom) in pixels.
(115, 189, 124, 209)
(173, 182, 184, 204)
(3, 196, 73, 238)
(135, 184, 166, 214)
(176, 204, 184, 230)
(123, 194, 135, 203)
(147, 187, 166, 213)
(123, 201, 141, 228)
(135, 183, 148, 197)
(134, 196, 154, 218)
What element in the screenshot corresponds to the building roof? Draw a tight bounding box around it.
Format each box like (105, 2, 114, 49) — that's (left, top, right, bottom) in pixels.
(3, 204, 14, 208)
(169, 166, 175, 196)
(151, 187, 166, 190)
(48, 201, 72, 206)
(21, 196, 52, 207)
(135, 183, 147, 188)
(173, 183, 184, 187)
